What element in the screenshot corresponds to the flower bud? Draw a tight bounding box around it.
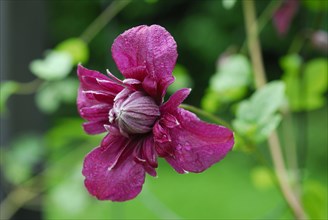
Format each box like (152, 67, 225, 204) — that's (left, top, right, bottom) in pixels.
(109, 90, 160, 136)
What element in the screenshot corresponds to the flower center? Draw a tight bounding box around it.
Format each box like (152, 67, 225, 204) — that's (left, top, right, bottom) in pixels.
(109, 89, 160, 136)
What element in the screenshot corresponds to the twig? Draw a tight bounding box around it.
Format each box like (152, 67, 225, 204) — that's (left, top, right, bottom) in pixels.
(242, 0, 307, 219)
(179, 104, 232, 129)
(80, 0, 131, 44)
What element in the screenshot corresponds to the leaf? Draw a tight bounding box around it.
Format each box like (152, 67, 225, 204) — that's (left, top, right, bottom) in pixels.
(302, 0, 328, 12)
(302, 180, 328, 219)
(167, 64, 193, 94)
(236, 81, 285, 124)
(202, 54, 252, 112)
(44, 162, 116, 219)
(281, 55, 328, 111)
(2, 134, 44, 184)
(201, 89, 222, 113)
(30, 50, 73, 81)
(0, 81, 19, 114)
(251, 166, 275, 190)
(303, 58, 328, 110)
(55, 38, 89, 64)
(233, 81, 285, 143)
(222, 0, 237, 10)
(35, 78, 79, 114)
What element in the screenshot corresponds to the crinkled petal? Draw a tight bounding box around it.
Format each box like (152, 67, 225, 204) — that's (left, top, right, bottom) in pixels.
(157, 108, 234, 173)
(132, 136, 158, 177)
(83, 132, 145, 201)
(160, 88, 191, 113)
(83, 121, 108, 135)
(77, 65, 124, 134)
(111, 25, 177, 101)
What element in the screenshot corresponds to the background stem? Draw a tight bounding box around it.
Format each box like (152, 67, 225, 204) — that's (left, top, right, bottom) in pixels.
(242, 0, 307, 219)
(80, 0, 131, 43)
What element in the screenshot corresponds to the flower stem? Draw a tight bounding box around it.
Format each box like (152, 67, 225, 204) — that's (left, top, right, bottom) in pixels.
(80, 0, 131, 44)
(179, 104, 232, 129)
(240, 0, 283, 54)
(242, 0, 307, 219)
(14, 79, 43, 95)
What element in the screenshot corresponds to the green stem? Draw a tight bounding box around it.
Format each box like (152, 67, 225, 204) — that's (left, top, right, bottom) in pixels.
(80, 0, 131, 44)
(240, 0, 283, 54)
(13, 79, 43, 95)
(242, 0, 307, 219)
(179, 104, 232, 129)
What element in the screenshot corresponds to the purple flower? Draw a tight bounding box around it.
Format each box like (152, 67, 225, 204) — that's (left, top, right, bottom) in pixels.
(77, 25, 234, 202)
(273, 0, 299, 36)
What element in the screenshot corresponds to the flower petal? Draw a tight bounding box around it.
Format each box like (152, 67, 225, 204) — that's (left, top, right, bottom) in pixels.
(157, 108, 234, 173)
(273, 0, 299, 36)
(77, 65, 124, 134)
(82, 121, 108, 135)
(160, 88, 191, 113)
(83, 133, 145, 201)
(111, 25, 177, 101)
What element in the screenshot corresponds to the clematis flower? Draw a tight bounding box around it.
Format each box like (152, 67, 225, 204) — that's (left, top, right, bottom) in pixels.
(273, 0, 299, 36)
(77, 25, 234, 202)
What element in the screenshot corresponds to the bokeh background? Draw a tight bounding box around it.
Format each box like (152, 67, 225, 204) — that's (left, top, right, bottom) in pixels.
(1, 0, 327, 219)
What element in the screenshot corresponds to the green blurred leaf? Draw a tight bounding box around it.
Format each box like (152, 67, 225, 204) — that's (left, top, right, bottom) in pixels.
(251, 166, 275, 190)
(222, 0, 237, 10)
(281, 55, 328, 111)
(0, 81, 19, 114)
(303, 58, 328, 109)
(44, 161, 116, 219)
(30, 50, 73, 81)
(168, 64, 193, 94)
(45, 118, 91, 150)
(2, 134, 44, 184)
(302, 0, 328, 12)
(233, 81, 285, 143)
(280, 54, 302, 75)
(144, 0, 158, 4)
(35, 78, 79, 114)
(302, 180, 328, 219)
(201, 88, 222, 113)
(202, 54, 252, 112)
(55, 38, 89, 64)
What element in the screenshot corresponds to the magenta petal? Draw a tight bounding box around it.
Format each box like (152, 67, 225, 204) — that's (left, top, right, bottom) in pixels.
(83, 121, 108, 135)
(83, 134, 145, 201)
(111, 25, 177, 100)
(159, 108, 234, 173)
(160, 88, 191, 113)
(273, 0, 299, 36)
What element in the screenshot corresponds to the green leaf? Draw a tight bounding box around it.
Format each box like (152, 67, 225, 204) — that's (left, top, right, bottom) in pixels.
(44, 162, 115, 219)
(281, 55, 328, 111)
(30, 50, 73, 81)
(0, 81, 19, 114)
(55, 38, 89, 64)
(251, 166, 274, 190)
(236, 81, 285, 124)
(144, 0, 158, 4)
(201, 89, 222, 113)
(302, 0, 328, 12)
(302, 180, 328, 219)
(233, 81, 285, 143)
(35, 78, 79, 114)
(280, 54, 302, 75)
(2, 134, 44, 184)
(303, 58, 328, 110)
(222, 0, 237, 10)
(167, 64, 193, 94)
(202, 54, 252, 112)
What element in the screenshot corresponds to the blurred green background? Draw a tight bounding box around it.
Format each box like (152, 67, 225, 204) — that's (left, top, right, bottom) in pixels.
(1, 0, 327, 219)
